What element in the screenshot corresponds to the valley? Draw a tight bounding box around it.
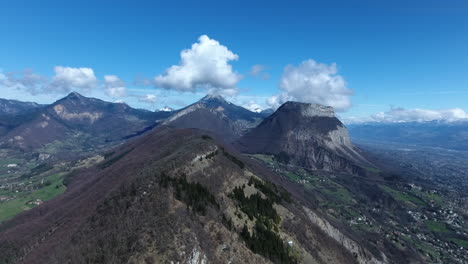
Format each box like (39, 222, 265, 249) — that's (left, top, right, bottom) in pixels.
(249, 153, 468, 263)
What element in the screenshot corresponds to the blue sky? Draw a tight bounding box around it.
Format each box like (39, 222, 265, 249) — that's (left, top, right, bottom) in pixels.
(1, 0, 467, 122)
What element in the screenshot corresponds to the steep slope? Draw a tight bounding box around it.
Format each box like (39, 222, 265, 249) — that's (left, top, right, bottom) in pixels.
(0, 92, 171, 155)
(0, 127, 386, 264)
(163, 95, 263, 141)
(235, 102, 370, 174)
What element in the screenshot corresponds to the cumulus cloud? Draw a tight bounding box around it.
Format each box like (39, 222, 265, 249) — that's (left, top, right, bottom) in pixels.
(138, 94, 157, 103)
(0, 69, 46, 95)
(344, 107, 468, 124)
(104, 75, 127, 98)
(47, 66, 98, 93)
(371, 107, 468, 123)
(250, 64, 270, 80)
(154, 35, 242, 95)
(267, 59, 352, 111)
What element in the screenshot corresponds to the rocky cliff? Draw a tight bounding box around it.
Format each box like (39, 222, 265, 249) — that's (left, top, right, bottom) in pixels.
(235, 102, 370, 173)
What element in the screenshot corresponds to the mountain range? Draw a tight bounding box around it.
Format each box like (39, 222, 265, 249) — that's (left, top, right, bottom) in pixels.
(161, 94, 265, 142)
(0, 93, 367, 172)
(0, 98, 43, 116)
(0, 92, 171, 158)
(0, 92, 466, 264)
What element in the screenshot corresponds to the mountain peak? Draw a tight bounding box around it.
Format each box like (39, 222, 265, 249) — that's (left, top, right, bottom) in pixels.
(279, 101, 335, 118)
(61, 92, 89, 102)
(66, 91, 85, 98)
(235, 100, 370, 173)
(200, 94, 227, 103)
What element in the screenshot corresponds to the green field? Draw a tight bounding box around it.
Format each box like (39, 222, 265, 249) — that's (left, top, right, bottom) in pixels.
(364, 166, 381, 173)
(425, 220, 449, 233)
(286, 172, 301, 182)
(321, 185, 354, 203)
(0, 173, 67, 222)
(251, 154, 274, 163)
(450, 238, 468, 247)
(380, 185, 426, 206)
(411, 189, 444, 206)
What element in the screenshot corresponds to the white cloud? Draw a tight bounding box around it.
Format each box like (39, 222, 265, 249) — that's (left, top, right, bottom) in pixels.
(207, 87, 239, 97)
(104, 75, 126, 98)
(250, 64, 270, 80)
(267, 59, 352, 111)
(138, 94, 157, 103)
(344, 107, 468, 124)
(154, 35, 242, 95)
(372, 107, 468, 123)
(47, 66, 98, 93)
(250, 64, 264, 76)
(266, 94, 285, 109)
(242, 100, 263, 112)
(0, 69, 46, 95)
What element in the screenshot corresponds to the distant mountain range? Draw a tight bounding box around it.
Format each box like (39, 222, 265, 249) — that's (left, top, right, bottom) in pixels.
(0, 98, 43, 115)
(348, 121, 468, 151)
(0, 92, 372, 170)
(0, 92, 171, 158)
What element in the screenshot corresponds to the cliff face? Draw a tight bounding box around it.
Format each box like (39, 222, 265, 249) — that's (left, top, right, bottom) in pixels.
(235, 102, 370, 173)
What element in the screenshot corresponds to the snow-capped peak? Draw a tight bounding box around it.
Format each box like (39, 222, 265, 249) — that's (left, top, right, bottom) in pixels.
(160, 106, 174, 112)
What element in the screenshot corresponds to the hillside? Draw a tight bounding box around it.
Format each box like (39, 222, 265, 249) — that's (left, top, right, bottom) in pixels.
(163, 95, 264, 141)
(0, 127, 386, 264)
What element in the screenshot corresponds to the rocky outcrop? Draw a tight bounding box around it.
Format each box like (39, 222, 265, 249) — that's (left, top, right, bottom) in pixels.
(235, 101, 371, 173)
(304, 207, 388, 264)
(53, 104, 103, 124)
